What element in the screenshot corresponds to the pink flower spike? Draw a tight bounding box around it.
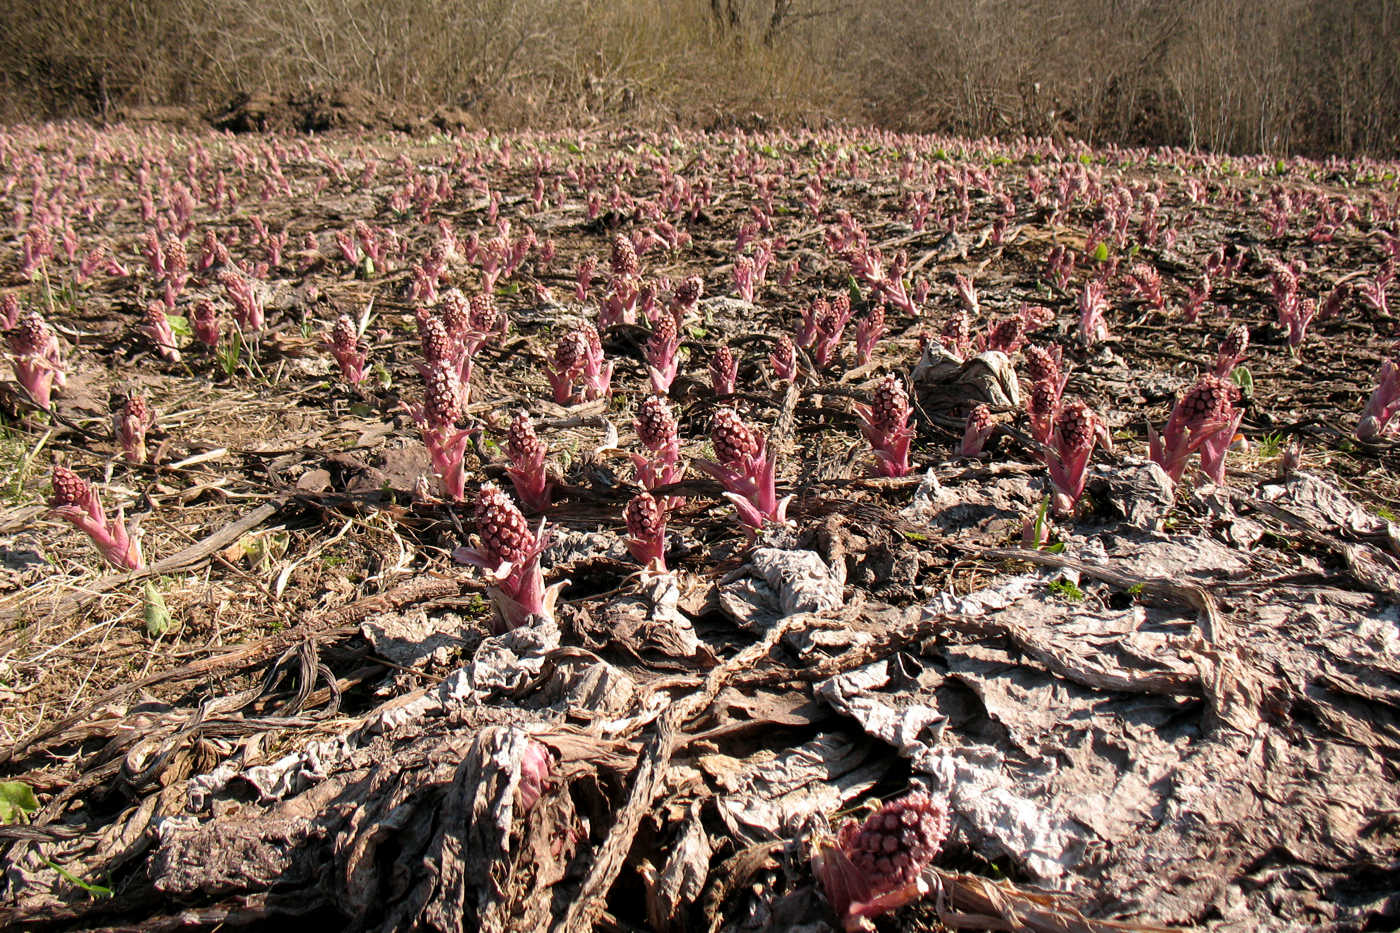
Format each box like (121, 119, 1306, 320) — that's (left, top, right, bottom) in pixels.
(854, 303, 886, 366)
(709, 345, 738, 396)
(142, 303, 181, 362)
(506, 411, 553, 512)
(1147, 374, 1240, 484)
(1046, 398, 1103, 515)
(548, 329, 589, 405)
(7, 310, 65, 408)
(191, 299, 221, 347)
(624, 492, 667, 572)
(1213, 324, 1249, 378)
(812, 791, 949, 932)
(326, 314, 369, 385)
(646, 313, 681, 395)
(49, 465, 143, 570)
(452, 483, 565, 633)
(959, 404, 994, 458)
(854, 375, 914, 478)
(1358, 358, 1400, 440)
(692, 408, 791, 536)
(410, 364, 471, 500)
(770, 334, 798, 383)
(114, 393, 156, 465)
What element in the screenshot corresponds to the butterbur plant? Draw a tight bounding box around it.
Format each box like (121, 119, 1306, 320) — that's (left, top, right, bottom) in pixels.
(142, 303, 181, 362)
(548, 329, 589, 404)
(811, 791, 949, 932)
(853, 303, 885, 366)
(631, 395, 685, 503)
(453, 483, 564, 633)
(813, 296, 854, 370)
(646, 313, 681, 394)
(1078, 280, 1110, 345)
(191, 299, 221, 347)
(1148, 375, 1242, 485)
(1046, 398, 1104, 514)
(1214, 324, 1249, 378)
(959, 404, 994, 457)
(1358, 358, 1400, 439)
(855, 374, 914, 477)
(709, 344, 738, 396)
(326, 314, 369, 385)
(49, 465, 143, 570)
(624, 492, 667, 572)
(693, 407, 791, 535)
(7, 310, 65, 408)
(770, 334, 798, 383)
(578, 322, 613, 401)
(505, 411, 552, 512)
(411, 364, 472, 500)
(114, 393, 155, 464)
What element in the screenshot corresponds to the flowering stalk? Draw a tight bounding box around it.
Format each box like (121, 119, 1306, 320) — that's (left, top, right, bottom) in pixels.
(7, 310, 65, 408)
(853, 303, 885, 366)
(813, 296, 854, 370)
(49, 465, 143, 570)
(692, 408, 791, 535)
(191, 299, 221, 347)
(631, 395, 686, 503)
(453, 483, 565, 633)
(770, 334, 798, 383)
(959, 404, 994, 457)
(939, 310, 971, 360)
(114, 393, 155, 465)
(506, 411, 552, 512)
(734, 255, 756, 303)
(1358, 358, 1400, 440)
(1046, 398, 1104, 514)
(811, 791, 948, 933)
(578, 322, 613, 401)
(854, 374, 914, 477)
(411, 364, 472, 500)
(219, 270, 264, 333)
(1214, 324, 1249, 378)
(547, 329, 589, 405)
(575, 255, 597, 303)
(709, 345, 738, 396)
(646, 313, 681, 395)
(324, 315, 368, 385)
(670, 275, 703, 317)
(142, 303, 182, 363)
(1147, 375, 1241, 484)
(625, 492, 668, 572)
(1078, 280, 1110, 345)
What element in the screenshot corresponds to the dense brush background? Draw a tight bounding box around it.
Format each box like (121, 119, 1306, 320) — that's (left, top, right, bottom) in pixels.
(2, 0, 1397, 155)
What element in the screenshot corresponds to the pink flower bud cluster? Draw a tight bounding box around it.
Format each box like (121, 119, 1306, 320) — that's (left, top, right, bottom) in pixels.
(114, 393, 155, 465)
(548, 323, 612, 404)
(630, 395, 686, 506)
(769, 334, 798, 383)
(853, 303, 885, 366)
(1358, 357, 1400, 440)
(812, 791, 948, 932)
(1047, 398, 1106, 514)
(49, 465, 143, 570)
(646, 313, 682, 394)
(624, 492, 668, 572)
(694, 408, 791, 535)
(1148, 375, 1243, 486)
(326, 315, 369, 385)
(7, 310, 66, 408)
(409, 363, 473, 501)
(505, 411, 552, 512)
(1022, 343, 1067, 444)
(959, 404, 994, 458)
(142, 303, 181, 362)
(709, 345, 738, 396)
(453, 483, 564, 632)
(1213, 324, 1249, 378)
(855, 374, 914, 477)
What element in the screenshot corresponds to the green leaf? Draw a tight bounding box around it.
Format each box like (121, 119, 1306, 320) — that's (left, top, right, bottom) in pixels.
(1092, 241, 1109, 263)
(41, 858, 112, 898)
(167, 315, 193, 338)
(1230, 365, 1254, 398)
(1048, 578, 1083, 601)
(0, 780, 39, 824)
(143, 582, 171, 638)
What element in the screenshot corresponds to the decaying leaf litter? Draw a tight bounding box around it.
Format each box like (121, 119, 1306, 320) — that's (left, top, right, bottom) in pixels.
(0, 121, 1397, 931)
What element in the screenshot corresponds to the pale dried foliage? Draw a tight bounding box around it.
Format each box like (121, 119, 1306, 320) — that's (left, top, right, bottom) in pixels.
(2, 0, 1397, 153)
